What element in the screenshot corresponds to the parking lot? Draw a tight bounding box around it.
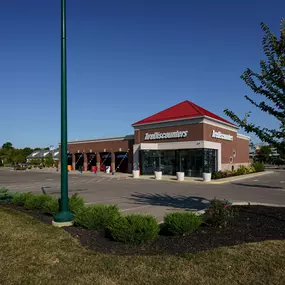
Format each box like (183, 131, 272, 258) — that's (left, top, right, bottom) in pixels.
(1, 168, 285, 221)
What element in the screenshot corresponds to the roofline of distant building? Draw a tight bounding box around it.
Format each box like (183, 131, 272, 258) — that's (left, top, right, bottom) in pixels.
(59, 135, 134, 145)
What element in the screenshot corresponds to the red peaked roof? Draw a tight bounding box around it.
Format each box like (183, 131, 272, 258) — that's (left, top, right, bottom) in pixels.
(132, 100, 236, 127)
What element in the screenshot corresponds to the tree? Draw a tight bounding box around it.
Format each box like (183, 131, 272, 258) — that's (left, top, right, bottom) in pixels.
(256, 145, 273, 163)
(224, 19, 285, 151)
(2, 142, 13, 150)
(22, 148, 34, 158)
(29, 158, 41, 166)
(44, 154, 55, 167)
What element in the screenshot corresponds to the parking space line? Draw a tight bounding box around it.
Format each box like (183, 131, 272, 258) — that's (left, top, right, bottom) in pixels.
(8, 183, 42, 190)
(85, 197, 124, 204)
(96, 178, 105, 183)
(121, 205, 151, 212)
(86, 177, 99, 184)
(108, 177, 114, 181)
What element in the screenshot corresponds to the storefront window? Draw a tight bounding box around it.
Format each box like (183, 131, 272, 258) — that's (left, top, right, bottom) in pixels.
(140, 148, 217, 177)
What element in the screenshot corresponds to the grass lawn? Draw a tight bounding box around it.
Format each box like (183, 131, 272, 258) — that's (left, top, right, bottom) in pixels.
(0, 207, 285, 285)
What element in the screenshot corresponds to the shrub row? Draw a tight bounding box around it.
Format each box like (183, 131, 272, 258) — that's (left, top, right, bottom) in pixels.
(212, 162, 265, 179)
(3, 189, 237, 244)
(12, 192, 84, 215)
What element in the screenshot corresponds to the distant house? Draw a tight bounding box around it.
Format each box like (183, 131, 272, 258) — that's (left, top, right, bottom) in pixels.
(26, 149, 59, 162)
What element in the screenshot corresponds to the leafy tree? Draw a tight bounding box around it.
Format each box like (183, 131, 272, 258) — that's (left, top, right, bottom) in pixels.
(44, 154, 55, 167)
(22, 148, 34, 158)
(256, 145, 273, 163)
(224, 19, 285, 151)
(29, 158, 41, 166)
(2, 142, 13, 150)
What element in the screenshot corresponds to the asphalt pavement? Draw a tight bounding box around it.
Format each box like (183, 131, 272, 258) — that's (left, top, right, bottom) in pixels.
(1, 168, 285, 221)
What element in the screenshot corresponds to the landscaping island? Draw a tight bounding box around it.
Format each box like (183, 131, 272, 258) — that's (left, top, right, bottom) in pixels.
(0, 188, 284, 256)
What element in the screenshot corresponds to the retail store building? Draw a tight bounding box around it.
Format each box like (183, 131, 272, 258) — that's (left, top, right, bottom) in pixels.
(61, 101, 250, 177)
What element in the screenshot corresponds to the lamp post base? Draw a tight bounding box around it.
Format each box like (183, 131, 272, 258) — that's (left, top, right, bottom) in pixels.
(53, 211, 73, 227)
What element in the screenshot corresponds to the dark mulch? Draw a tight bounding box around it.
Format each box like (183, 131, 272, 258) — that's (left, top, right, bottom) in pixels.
(1, 204, 285, 255)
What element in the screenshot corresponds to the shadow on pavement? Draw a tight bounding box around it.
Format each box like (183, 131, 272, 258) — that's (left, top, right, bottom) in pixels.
(232, 183, 283, 189)
(130, 192, 210, 211)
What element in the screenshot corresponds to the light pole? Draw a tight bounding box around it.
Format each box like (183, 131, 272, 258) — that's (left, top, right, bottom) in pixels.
(53, 0, 73, 225)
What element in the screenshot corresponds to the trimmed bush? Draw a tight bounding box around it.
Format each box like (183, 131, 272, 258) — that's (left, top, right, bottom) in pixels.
(24, 194, 52, 211)
(74, 204, 120, 230)
(235, 165, 249, 175)
(108, 214, 159, 244)
(42, 197, 59, 215)
(163, 212, 203, 236)
(12, 192, 34, 206)
(204, 199, 236, 227)
(252, 162, 265, 172)
(0, 188, 15, 203)
(69, 193, 85, 214)
(212, 164, 259, 180)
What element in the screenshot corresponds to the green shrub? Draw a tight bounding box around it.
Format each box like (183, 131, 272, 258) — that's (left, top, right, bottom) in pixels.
(108, 214, 159, 244)
(212, 171, 222, 179)
(0, 188, 15, 203)
(163, 212, 203, 235)
(24, 194, 52, 211)
(69, 193, 85, 214)
(204, 199, 236, 227)
(252, 162, 265, 172)
(235, 165, 249, 175)
(74, 204, 120, 230)
(42, 197, 59, 215)
(12, 192, 34, 206)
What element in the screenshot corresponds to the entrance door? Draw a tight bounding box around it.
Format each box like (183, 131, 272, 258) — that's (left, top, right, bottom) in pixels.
(141, 151, 160, 175)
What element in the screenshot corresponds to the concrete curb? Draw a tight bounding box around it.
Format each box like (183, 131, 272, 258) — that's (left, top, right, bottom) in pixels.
(209, 171, 274, 184)
(231, 201, 285, 207)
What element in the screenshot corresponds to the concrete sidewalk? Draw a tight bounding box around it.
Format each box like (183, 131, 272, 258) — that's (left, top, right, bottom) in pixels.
(24, 168, 274, 184)
(135, 171, 274, 184)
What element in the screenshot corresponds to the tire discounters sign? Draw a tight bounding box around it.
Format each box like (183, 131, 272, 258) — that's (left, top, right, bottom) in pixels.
(144, 130, 188, 140)
(212, 130, 233, 141)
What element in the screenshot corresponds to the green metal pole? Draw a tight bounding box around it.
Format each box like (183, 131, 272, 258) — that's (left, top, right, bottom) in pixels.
(54, 0, 72, 223)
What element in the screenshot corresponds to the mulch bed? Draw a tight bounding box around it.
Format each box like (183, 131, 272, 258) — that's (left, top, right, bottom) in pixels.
(1, 203, 285, 255)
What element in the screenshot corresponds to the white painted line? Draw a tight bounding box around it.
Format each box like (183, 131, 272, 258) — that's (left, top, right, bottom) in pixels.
(253, 179, 258, 182)
(280, 181, 285, 184)
(84, 197, 123, 204)
(86, 177, 99, 184)
(108, 177, 113, 181)
(121, 205, 151, 212)
(117, 176, 120, 180)
(96, 178, 105, 183)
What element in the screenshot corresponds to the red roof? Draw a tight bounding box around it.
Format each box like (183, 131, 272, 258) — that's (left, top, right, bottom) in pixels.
(132, 100, 236, 126)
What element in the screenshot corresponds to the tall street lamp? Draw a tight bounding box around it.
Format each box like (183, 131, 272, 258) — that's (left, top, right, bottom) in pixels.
(53, 0, 73, 226)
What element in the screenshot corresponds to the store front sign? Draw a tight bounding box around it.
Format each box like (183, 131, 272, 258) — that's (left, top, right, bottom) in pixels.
(144, 130, 188, 140)
(212, 130, 233, 141)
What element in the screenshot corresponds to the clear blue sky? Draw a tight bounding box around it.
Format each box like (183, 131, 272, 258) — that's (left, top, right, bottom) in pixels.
(0, 0, 284, 148)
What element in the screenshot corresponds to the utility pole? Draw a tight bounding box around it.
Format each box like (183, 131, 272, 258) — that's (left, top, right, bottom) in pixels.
(53, 0, 73, 226)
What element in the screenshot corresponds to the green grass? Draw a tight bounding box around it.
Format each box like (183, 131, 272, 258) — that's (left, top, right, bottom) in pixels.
(0, 207, 285, 285)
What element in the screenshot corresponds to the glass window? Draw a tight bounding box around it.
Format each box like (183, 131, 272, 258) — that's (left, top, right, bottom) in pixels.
(140, 148, 217, 177)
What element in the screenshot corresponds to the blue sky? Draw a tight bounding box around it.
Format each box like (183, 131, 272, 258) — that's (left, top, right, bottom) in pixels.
(0, 0, 284, 148)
